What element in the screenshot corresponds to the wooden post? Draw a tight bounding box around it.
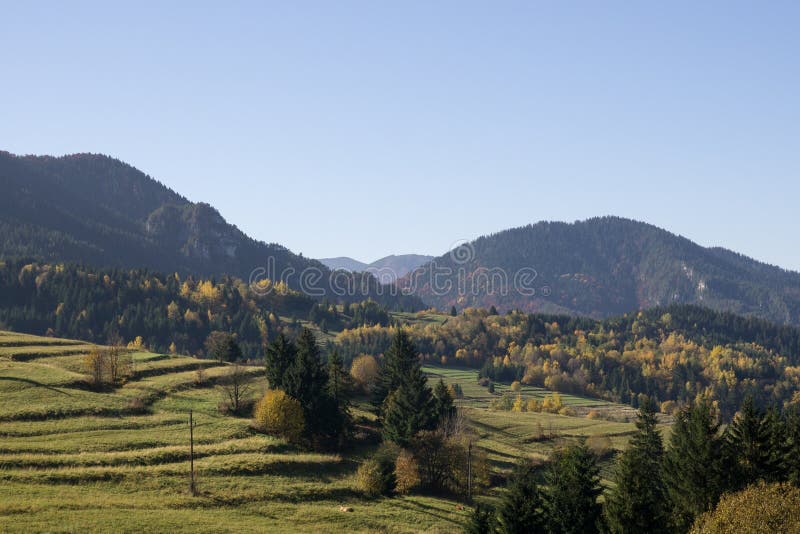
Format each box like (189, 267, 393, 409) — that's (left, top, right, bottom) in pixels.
(189, 410, 196, 496)
(467, 440, 472, 503)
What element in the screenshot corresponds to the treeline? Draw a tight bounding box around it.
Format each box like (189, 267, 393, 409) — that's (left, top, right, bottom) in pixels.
(468, 396, 800, 533)
(0, 260, 409, 358)
(336, 305, 800, 418)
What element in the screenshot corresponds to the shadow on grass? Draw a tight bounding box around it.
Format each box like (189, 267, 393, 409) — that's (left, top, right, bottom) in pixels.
(0, 376, 73, 396)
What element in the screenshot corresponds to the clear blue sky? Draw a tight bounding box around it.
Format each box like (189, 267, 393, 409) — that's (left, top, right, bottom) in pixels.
(3, 1, 799, 270)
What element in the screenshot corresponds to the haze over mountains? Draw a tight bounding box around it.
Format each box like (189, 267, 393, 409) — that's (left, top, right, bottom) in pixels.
(318, 254, 434, 283)
(2, 150, 800, 326)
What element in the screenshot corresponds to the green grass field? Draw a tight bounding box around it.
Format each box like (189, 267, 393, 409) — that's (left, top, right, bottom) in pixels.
(0, 331, 650, 532)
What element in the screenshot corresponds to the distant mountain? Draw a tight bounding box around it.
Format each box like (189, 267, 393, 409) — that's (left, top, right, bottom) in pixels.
(318, 257, 369, 272)
(0, 151, 422, 309)
(401, 217, 800, 326)
(319, 254, 434, 283)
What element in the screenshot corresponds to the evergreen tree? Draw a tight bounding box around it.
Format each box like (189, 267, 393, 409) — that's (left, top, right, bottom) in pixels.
(497, 460, 545, 534)
(604, 397, 669, 534)
(464, 503, 497, 534)
(663, 399, 724, 532)
(381, 363, 436, 446)
(371, 329, 423, 414)
(764, 404, 789, 482)
(433, 378, 456, 424)
(489, 305, 498, 316)
(724, 396, 781, 486)
(785, 406, 800, 485)
(265, 333, 296, 389)
(326, 348, 352, 408)
(542, 442, 602, 534)
(450, 305, 458, 317)
(283, 328, 339, 444)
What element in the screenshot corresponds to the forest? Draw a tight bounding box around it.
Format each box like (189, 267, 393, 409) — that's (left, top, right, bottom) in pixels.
(335, 305, 800, 418)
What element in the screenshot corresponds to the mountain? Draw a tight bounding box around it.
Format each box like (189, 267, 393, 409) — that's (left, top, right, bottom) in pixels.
(319, 254, 434, 283)
(0, 151, 422, 309)
(401, 217, 800, 326)
(318, 257, 369, 272)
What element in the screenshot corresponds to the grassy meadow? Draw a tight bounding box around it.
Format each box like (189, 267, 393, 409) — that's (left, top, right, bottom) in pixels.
(0, 330, 647, 532)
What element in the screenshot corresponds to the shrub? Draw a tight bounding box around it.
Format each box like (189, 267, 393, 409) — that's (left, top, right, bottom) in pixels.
(356, 445, 397, 497)
(690, 482, 800, 534)
(394, 449, 420, 494)
(660, 400, 678, 415)
(253, 389, 304, 443)
(585, 434, 614, 459)
(350, 354, 379, 392)
(510, 380, 522, 392)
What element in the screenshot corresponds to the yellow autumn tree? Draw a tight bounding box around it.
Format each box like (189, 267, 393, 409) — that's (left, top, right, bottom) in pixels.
(253, 390, 304, 444)
(350, 354, 379, 392)
(690, 482, 800, 534)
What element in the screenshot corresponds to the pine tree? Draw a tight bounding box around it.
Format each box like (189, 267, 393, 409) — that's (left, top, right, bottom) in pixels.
(724, 396, 784, 487)
(326, 348, 351, 409)
(433, 378, 455, 425)
(497, 460, 545, 534)
(265, 333, 295, 390)
(381, 363, 436, 446)
(604, 397, 669, 534)
(450, 305, 458, 317)
(283, 328, 336, 443)
(762, 404, 788, 482)
(372, 330, 423, 414)
(785, 406, 800, 485)
(542, 442, 602, 534)
(663, 399, 724, 532)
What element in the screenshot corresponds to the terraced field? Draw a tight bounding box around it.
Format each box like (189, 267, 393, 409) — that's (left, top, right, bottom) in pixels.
(0, 332, 468, 533)
(0, 332, 650, 532)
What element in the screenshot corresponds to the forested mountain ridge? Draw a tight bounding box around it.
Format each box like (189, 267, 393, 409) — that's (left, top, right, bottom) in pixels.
(403, 217, 800, 326)
(0, 151, 422, 310)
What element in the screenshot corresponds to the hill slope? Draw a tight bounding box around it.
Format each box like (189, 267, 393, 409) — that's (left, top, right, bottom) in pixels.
(0, 151, 421, 309)
(402, 217, 800, 325)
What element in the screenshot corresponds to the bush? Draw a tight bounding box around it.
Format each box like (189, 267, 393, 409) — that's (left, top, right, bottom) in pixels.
(510, 380, 522, 392)
(253, 389, 304, 444)
(394, 449, 420, 494)
(356, 445, 397, 497)
(350, 354, 379, 392)
(690, 482, 800, 533)
(585, 435, 614, 459)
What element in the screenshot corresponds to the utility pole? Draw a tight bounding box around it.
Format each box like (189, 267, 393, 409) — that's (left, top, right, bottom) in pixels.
(467, 440, 472, 504)
(189, 410, 196, 496)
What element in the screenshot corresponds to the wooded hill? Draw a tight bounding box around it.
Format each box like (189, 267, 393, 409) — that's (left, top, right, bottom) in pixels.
(404, 217, 800, 326)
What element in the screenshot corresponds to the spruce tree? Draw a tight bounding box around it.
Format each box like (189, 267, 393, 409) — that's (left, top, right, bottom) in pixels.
(785, 406, 800, 485)
(497, 460, 545, 534)
(604, 397, 669, 534)
(542, 442, 602, 534)
(433, 378, 456, 424)
(381, 363, 436, 446)
(265, 333, 295, 389)
(663, 399, 724, 532)
(724, 395, 775, 487)
(284, 328, 338, 443)
(372, 330, 423, 414)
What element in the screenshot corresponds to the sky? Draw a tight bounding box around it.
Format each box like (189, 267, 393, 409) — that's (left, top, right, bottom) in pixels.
(2, 1, 799, 270)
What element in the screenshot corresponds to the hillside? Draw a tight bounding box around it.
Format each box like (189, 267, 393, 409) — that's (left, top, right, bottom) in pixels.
(0, 151, 422, 310)
(0, 330, 639, 532)
(402, 217, 800, 326)
(337, 305, 800, 418)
